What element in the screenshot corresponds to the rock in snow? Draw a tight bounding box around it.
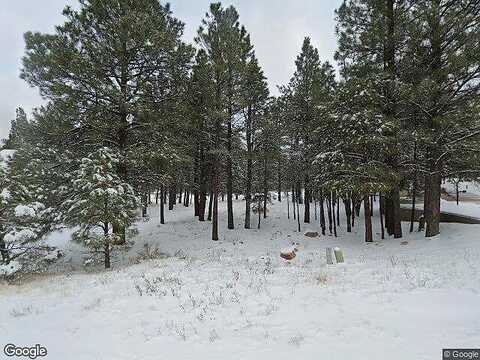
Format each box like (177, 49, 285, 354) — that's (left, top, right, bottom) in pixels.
(280, 246, 297, 260)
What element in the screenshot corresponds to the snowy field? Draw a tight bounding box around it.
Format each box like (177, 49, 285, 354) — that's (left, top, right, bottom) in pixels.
(1, 199, 480, 360)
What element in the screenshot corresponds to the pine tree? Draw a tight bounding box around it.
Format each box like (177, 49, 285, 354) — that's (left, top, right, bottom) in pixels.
(240, 55, 269, 229)
(335, 0, 410, 239)
(402, 0, 480, 236)
(189, 50, 216, 222)
(0, 138, 61, 266)
(196, 3, 254, 237)
(286, 38, 335, 224)
(62, 148, 139, 268)
(21, 0, 192, 242)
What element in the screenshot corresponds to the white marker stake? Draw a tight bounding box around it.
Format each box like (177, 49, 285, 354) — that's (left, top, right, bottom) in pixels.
(334, 247, 344, 263)
(326, 247, 334, 265)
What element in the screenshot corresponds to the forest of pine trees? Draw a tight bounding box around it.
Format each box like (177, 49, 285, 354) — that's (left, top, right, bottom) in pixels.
(1, 0, 479, 268)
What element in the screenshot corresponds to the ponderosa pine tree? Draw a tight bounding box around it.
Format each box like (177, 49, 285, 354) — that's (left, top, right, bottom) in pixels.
(196, 3, 254, 237)
(402, 0, 480, 237)
(189, 50, 216, 222)
(314, 78, 397, 242)
(21, 0, 191, 242)
(62, 148, 139, 268)
(335, 0, 410, 239)
(286, 38, 335, 224)
(240, 54, 269, 229)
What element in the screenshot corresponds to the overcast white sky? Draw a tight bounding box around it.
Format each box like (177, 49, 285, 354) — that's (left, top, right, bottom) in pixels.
(0, 0, 342, 139)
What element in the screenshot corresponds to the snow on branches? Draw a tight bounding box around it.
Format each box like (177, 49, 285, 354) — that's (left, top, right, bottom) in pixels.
(62, 147, 140, 268)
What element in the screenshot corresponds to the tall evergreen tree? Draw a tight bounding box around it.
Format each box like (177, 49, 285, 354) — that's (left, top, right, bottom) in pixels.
(240, 54, 269, 229)
(21, 0, 192, 242)
(196, 3, 254, 238)
(335, 0, 410, 238)
(403, 0, 480, 236)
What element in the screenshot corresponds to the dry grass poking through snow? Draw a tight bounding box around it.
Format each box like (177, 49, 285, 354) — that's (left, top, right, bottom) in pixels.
(1, 200, 480, 359)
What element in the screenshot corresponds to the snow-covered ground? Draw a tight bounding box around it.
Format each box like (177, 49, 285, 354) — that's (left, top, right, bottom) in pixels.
(440, 199, 480, 218)
(1, 199, 480, 360)
(401, 198, 480, 219)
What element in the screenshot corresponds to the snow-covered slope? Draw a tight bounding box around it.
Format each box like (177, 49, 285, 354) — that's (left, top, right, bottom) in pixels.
(1, 200, 479, 360)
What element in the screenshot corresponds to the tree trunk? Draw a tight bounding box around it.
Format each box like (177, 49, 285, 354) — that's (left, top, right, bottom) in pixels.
(245, 105, 253, 229)
(364, 196, 373, 242)
(277, 164, 282, 202)
(410, 184, 416, 233)
(336, 193, 340, 226)
(198, 188, 206, 221)
(226, 119, 234, 230)
(383, 0, 402, 239)
(142, 193, 148, 218)
(257, 196, 261, 229)
(424, 172, 441, 237)
(385, 196, 393, 235)
(379, 193, 385, 240)
(351, 195, 356, 227)
(168, 185, 175, 211)
(327, 193, 333, 235)
(456, 181, 459, 205)
(287, 191, 290, 219)
(410, 142, 418, 232)
(344, 197, 352, 233)
(212, 166, 219, 241)
(332, 193, 337, 237)
(104, 222, 111, 269)
(194, 147, 200, 217)
(355, 198, 361, 217)
(116, 38, 129, 246)
(160, 185, 165, 224)
(319, 190, 326, 235)
(391, 188, 402, 238)
(245, 187, 251, 229)
(304, 176, 310, 223)
(292, 185, 296, 220)
(296, 182, 303, 204)
(208, 191, 213, 221)
(296, 193, 301, 232)
(226, 68, 234, 230)
(423, 0, 442, 238)
(198, 149, 207, 220)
